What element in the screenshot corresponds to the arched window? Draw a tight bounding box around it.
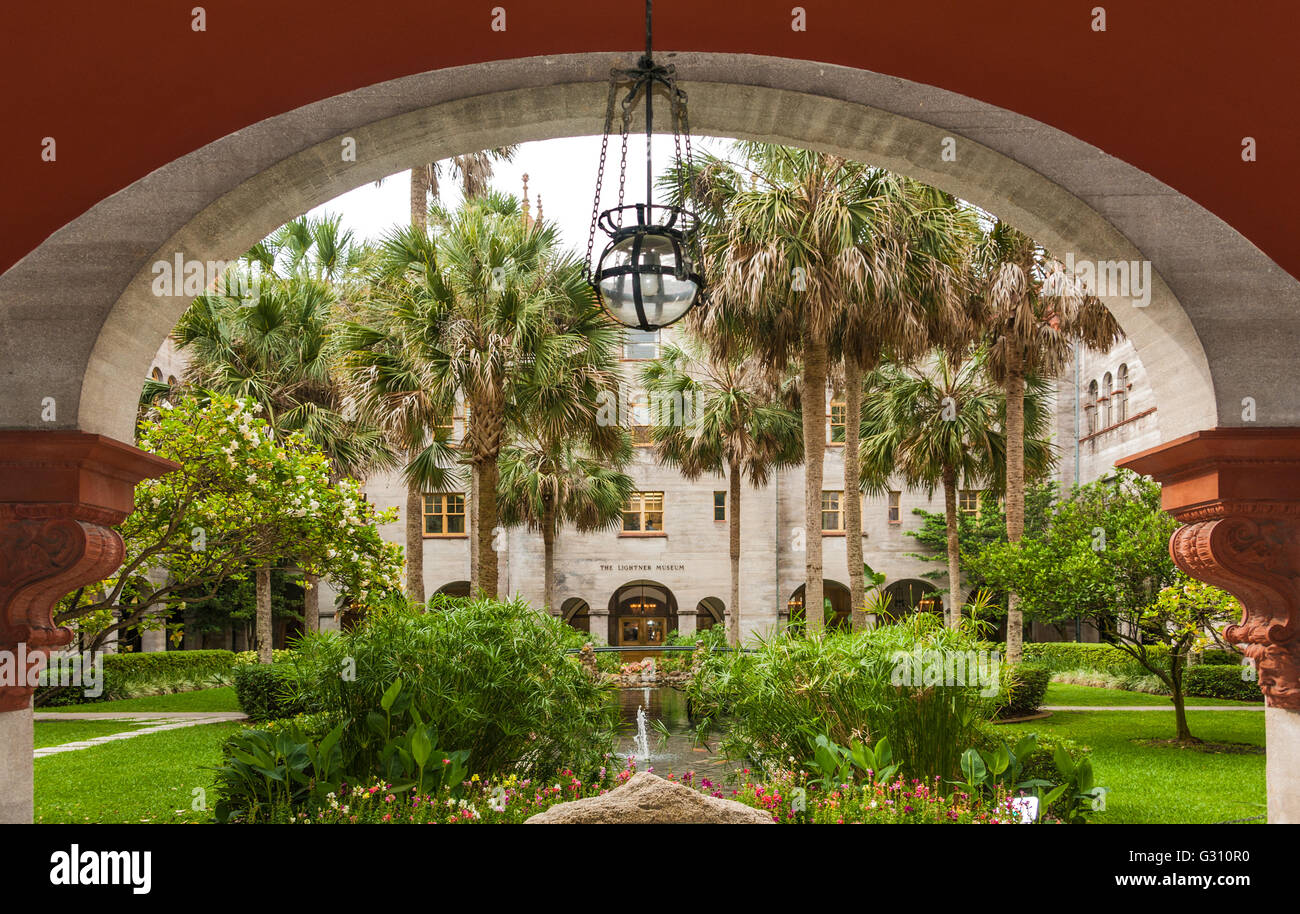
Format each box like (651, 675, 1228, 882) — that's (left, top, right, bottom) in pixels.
(1115, 364, 1129, 422)
(1101, 372, 1113, 428)
(1084, 380, 1098, 435)
(150, 367, 163, 381)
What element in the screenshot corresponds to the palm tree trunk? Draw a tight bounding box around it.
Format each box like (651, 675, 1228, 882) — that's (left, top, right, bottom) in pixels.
(473, 459, 500, 599)
(255, 565, 273, 664)
(405, 478, 425, 605)
(729, 456, 742, 647)
(468, 467, 479, 587)
(802, 327, 827, 635)
(844, 353, 865, 630)
(543, 503, 556, 614)
(942, 466, 961, 629)
(1004, 345, 1026, 662)
(303, 572, 320, 634)
(411, 165, 430, 231)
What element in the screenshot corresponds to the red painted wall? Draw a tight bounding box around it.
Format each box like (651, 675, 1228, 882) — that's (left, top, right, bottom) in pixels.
(3, 0, 1297, 276)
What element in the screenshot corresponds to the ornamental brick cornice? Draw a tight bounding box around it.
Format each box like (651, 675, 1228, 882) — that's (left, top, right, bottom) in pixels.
(0, 432, 175, 711)
(1121, 428, 1300, 709)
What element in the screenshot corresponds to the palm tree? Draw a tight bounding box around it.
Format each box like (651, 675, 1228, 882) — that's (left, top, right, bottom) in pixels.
(393, 148, 516, 599)
(970, 219, 1121, 660)
(833, 174, 978, 625)
(684, 145, 888, 635)
(641, 338, 803, 645)
(859, 350, 1054, 626)
(175, 216, 392, 659)
(345, 192, 621, 599)
(497, 437, 634, 612)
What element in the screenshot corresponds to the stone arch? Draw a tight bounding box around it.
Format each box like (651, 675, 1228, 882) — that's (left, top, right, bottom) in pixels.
(434, 581, 471, 598)
(559, 597, 591, 634)
(6, 53, 1286, 445)
(695, 596, 725, 632)
(608, 580, 677, 646)
(881, 578, 942, 621)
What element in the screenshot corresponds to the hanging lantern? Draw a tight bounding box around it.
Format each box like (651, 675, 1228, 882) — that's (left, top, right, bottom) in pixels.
(584, 0, 704, 331)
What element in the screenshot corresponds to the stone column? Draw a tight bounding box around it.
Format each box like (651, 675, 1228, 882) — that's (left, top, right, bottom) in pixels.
(0, 432, 174, 823)
(588, 609, 610, 646)
(1120, 428, 1300, 824)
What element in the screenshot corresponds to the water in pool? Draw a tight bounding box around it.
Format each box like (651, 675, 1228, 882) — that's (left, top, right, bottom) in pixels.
(612, 686, 737, 785)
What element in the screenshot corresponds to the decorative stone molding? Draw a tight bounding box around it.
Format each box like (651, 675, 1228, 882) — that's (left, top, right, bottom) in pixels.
(0, 433, 175, 711)
(1120, 428, 1300, 709)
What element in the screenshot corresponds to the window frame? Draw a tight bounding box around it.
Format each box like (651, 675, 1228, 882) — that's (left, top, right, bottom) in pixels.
(422, 492, 467, 538)
(621, 491, 666, 536)
(713, 490, 727, 522)
(621, 329, 661, 361)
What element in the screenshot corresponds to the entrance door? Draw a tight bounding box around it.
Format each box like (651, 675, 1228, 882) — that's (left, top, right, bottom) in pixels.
(619, 616, 667, 646)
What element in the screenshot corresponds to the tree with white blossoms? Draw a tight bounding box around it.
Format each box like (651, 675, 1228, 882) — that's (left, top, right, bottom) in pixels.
(56, 394, 403, 661)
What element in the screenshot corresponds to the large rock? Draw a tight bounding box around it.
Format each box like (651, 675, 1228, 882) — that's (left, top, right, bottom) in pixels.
(525, 772, 773, 824)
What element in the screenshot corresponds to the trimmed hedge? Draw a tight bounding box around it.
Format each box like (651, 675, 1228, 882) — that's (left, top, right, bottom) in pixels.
(35, 649, 237, 706)
(990, 663, 1051, 719)
(1182, 665, 1263, 703)
(232, 649, 296, 666)
(1022, 642, 1168, 679)
(1197, 649, 1245, 666)
(231, 663, 311, 722)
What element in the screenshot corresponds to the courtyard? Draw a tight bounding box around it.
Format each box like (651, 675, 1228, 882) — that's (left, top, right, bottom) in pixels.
(0, 6, 1297, 901)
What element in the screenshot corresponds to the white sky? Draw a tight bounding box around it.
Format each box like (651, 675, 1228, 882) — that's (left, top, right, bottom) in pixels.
(305, 135, 734, 258)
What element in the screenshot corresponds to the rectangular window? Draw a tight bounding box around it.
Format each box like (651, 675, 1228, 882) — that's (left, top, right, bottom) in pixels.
(622, 329, 661, 360)
(629, 389, 652, 446)
(888, 491, 901, 524)
(959, 490, 982, 515)
(422, 493, 466, 536)
(623, 491, 665, 534)
(713, 490, 726, 522)
(821, 490, 844, 532)
(828, 402, 846, 444)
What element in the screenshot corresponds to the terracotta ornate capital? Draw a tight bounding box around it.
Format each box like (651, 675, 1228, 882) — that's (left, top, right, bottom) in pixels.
(0, 432, 175, 711)
(1120, 428, 1300, 709)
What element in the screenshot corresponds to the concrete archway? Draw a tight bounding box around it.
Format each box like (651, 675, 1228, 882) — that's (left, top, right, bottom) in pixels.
(6, 52, 1296, 444)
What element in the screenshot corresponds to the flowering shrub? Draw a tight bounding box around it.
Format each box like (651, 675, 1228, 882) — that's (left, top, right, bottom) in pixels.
(728, 768, 1023, 824)
(268, 760, 1027, 825)
(56, 394, 403, 649)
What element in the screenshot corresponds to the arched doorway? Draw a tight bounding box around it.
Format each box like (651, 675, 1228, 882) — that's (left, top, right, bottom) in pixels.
(434, 581, 471, 599)
(787, 581, 852, 632)
(881, 579, 942, 622)
(608, 581, 677, 647)
(559, 597, 591, 634)
(696, 597, 725, 633)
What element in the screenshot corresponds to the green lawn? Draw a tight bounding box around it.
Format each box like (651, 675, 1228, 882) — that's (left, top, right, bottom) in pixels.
(42, 686, 241, 714)
(1044, 682, 1260, 707)
(1000, 710, 1266, 824)
(34, 719, 154, 749)
(34, 722, 241, 824)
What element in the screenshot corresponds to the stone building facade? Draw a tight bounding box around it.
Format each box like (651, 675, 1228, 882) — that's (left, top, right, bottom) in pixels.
(145, 303, 1160, 647)
(353, 328, 1160, 645)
